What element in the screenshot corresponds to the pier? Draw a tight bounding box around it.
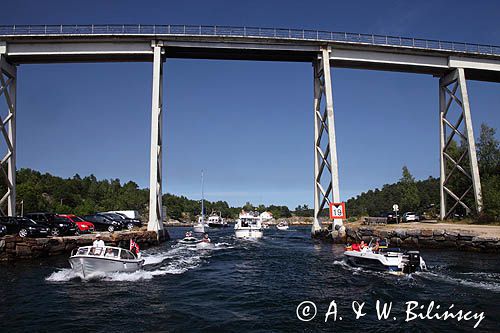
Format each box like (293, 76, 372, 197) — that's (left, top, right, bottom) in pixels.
(340, 222, 500, 252)
(0, 229, 169, 261)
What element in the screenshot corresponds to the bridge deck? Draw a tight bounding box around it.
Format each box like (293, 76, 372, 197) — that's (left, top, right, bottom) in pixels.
(1, 25, 500, 81)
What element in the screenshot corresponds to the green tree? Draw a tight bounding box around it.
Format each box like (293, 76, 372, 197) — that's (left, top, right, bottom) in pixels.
(399, 166, 420, 212)
(476, 124, 500, 220)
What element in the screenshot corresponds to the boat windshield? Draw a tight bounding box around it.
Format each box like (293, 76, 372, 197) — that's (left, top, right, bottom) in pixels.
(120, 250, 136, 260)
(89, 247, 104, 256)
(241, 218, 259, 227)
(104, 248, 119, 258)
(77, 247, 88, 255)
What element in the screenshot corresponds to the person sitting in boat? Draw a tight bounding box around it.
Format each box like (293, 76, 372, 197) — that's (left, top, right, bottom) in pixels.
(104, 248, 118, 258)
(185, 231, 192, 238)
(360, 240, 367, 249)
(202, 233, 211, 243)
(93, 234, 105, 247)
(351, 243, 360, 251)
(372, 239, 380, 252)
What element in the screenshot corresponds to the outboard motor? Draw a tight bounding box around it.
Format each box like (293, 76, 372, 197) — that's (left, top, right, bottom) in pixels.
(403, 251, 421, 274)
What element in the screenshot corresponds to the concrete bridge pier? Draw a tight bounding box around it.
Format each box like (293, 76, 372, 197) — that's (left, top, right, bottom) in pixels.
(439, 68, 483, 219)
(0, 52, 16, 216)
(312, 47, 342, 235)
(147, 41, 166, 236)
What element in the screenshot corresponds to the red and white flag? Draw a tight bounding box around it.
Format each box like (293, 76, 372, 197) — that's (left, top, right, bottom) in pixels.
(130, 239, 140, 253)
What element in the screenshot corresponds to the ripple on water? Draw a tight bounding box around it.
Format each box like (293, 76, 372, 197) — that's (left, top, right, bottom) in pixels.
(2, 227, 499, 332)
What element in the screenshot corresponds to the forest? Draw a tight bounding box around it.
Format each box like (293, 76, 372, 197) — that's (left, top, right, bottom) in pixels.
(3, 124, 499, 223)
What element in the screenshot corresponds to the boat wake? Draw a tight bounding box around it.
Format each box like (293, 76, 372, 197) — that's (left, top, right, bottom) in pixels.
(415, 270, 500, 292)
(46, 241, 234, 282)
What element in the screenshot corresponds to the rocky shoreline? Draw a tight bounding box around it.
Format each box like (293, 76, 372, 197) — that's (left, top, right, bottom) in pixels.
(0, 229, 170, 261)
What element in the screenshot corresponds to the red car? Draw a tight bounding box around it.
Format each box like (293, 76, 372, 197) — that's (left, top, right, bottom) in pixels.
(57, 214, 95, 234)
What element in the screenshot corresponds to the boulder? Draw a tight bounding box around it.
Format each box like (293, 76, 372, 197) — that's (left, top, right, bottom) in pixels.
(458, 231, 475, 240)
(444, 230, 459, 237)
(421, 229, 434, 237)
(433, 229, 445, 236)
(394, 229, 407, 239)
(402, 237, 418, 247)
(406, 229, 421, 237)
(472, 236, 499, 243)
(16, 245, 31, 256)
(389, 237, 402, 246)
(36, 238, 49, 245)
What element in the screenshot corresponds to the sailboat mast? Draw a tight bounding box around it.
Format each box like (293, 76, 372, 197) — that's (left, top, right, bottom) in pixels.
(201, 170, 205, 223)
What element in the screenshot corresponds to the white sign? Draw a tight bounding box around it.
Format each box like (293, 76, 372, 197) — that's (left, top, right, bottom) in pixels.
(392, 204, 399, 211)
(330, 202, 346, 219)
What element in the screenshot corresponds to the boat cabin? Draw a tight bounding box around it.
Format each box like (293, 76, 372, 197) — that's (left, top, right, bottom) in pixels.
(72, 246, 138, 260)
(240, 217, 261, 228)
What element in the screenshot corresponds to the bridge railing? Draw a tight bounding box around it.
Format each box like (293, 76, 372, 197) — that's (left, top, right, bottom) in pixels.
(1, 24, 499, 56)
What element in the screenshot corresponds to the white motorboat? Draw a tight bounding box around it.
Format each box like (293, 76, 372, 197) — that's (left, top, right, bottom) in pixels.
(343, 243, 426, 274)
(69, 246, 144, 278)
(234, 212, 263, 239)
(276, 221, 289, 231)
(208, 212, 228, 228)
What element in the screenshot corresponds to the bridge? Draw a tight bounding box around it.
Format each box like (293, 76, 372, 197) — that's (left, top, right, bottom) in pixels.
(1, 24, 499, 234)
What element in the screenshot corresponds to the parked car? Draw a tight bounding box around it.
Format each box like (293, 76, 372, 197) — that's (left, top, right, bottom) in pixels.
(0, 223, 7, 236)
(56, 214, 95, 234)
(82, 214, 124, 232)
(0, 216, 50, 238)
(382, 212, 399, 224)
(99, 212, 142, 230)
(402, 212, 420, 222)
(25, 212, 78, 236)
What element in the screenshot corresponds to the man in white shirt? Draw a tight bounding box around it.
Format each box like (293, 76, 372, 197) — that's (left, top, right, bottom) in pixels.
(92, 234, 105, 247)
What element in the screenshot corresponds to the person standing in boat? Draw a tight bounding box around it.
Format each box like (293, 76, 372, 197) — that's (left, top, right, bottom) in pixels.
(93, 234, 105, 247)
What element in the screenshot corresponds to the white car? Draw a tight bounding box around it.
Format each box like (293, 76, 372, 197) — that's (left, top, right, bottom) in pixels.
(402, 212, 419, 222)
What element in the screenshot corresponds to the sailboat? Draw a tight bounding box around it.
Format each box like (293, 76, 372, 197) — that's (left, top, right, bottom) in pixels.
(193, 170, 209, 233)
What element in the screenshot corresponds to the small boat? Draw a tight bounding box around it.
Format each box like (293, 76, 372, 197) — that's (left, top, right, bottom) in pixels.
(208, 212, 228, 228)
(69, 246, 144, 278)
(234, 212, 263, 239)
(343, 241, 426, 274)
(276, 221, 289, 230)
(178, 236, 203, 246)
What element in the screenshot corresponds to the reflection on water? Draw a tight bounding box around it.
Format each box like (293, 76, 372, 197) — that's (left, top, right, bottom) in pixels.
(0, 226, 499, 332)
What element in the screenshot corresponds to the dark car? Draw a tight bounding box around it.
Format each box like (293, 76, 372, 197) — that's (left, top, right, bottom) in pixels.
(25, 212, 78, 236)
(0, 216, 50, 238)
(382, 212, 399, 224)
(100, 212, 142, 230)
(82, 214, 124, 232)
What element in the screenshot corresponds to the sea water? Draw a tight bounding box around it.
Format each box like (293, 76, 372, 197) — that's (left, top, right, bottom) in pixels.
(0, 227, 499, 332)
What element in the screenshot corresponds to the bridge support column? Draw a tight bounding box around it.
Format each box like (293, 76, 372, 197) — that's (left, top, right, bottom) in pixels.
(439, 68, 482, 219)
(148, 42, 165, 232)
(0, 53, 17, 216)
(312, 48, 341, 234)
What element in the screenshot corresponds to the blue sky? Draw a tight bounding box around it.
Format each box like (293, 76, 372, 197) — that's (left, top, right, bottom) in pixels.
(1, 0, 499, 209)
